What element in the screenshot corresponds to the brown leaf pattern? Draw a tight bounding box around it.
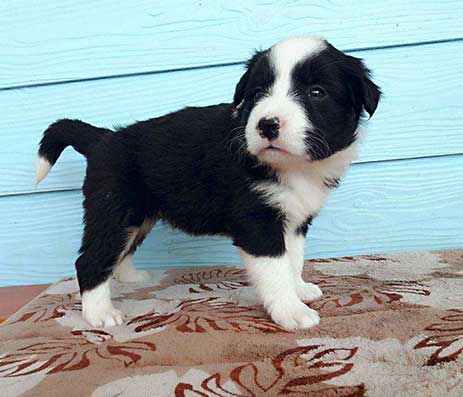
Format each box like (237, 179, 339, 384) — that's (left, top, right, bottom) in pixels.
(0, 250, 462, 396)
(8, 293, 80, 324)
(0, 330, 155, 377)
(311, 274, 430, 313)
(174, 344, 364, 396)
(415, 309, 463, 365)
(170, 267, 249, 294)
(128, 297, 286, 333)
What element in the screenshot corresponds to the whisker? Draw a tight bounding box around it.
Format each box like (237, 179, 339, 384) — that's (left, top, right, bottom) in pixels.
(306, 128, 331, 159)
(225, 125, 249, 162)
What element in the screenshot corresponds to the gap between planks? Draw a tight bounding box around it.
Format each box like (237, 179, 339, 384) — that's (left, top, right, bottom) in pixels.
(2, 152, 462, 200)
(1, 37, 462, 93)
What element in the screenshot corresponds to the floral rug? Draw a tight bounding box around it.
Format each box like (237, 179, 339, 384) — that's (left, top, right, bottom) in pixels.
(1, 250, 462, 396)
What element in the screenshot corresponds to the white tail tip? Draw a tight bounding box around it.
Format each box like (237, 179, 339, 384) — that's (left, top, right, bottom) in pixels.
(35, 156, 52, 185)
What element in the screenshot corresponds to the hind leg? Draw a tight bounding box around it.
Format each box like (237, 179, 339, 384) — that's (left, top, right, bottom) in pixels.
(80, 278, 123, 328)
(114, 257, 150, 283)
(77, 222, 131, 327)
(77, 202, 144, 327)
(113, 218, 156, 283)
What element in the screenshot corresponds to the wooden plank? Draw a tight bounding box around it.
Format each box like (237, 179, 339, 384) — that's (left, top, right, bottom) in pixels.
(1, 1, 462, 88)
(0, 41, 462, 196)
(1, 154, 462, 286)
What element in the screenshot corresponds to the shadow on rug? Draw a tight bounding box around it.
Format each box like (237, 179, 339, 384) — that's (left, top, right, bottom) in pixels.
(1, 250, 462, 396)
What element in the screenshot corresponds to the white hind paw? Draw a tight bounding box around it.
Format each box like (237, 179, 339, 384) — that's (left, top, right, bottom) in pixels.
(115, 269, 151, 283)
(114, 255, 151, 283)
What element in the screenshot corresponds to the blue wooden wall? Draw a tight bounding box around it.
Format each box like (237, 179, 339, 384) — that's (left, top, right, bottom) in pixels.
(1, 1, 462, 286)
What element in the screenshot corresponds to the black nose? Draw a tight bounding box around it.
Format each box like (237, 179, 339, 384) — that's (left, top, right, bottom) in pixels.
(258, 117, 280, 141)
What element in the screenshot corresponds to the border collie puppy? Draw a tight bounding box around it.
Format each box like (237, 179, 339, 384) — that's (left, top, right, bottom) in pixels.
(36, 36, 380, 330)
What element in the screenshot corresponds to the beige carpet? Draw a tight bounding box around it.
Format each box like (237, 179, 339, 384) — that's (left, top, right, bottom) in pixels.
(0, 250, 462, 396)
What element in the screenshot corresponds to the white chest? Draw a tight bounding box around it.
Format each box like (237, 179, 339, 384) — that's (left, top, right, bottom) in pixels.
(255, 172, 328, 227)
(254, 143, 358, 229)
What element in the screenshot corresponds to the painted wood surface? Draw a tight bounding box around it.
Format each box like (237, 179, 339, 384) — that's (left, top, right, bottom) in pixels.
(2, 1, 462, 287)
(1, 41, 462, 196)
(1, 154, 462, 286)
(1, 1, 462, 89)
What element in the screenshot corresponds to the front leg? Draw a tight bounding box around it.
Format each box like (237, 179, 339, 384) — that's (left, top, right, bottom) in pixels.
(287, 226, 323, 302)
(240, 249, 320, 330)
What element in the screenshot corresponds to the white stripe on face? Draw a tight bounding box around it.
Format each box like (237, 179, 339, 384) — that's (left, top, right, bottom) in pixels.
(245, 37, 327, 164)
(270, 36, 326, 97)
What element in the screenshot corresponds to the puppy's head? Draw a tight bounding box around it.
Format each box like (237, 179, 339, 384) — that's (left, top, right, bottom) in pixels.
(233, 36, 381, 167)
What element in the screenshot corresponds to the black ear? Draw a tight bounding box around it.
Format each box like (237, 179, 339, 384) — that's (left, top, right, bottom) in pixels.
(233, 50, 266, 108)
(343, 55, 381, 118)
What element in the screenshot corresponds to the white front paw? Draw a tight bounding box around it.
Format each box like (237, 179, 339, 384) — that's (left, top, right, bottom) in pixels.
(296, 281, 323, 302)
(114, 269, 151, 283)
(82, 304, 124, 328)
(268, 299, 320, 330)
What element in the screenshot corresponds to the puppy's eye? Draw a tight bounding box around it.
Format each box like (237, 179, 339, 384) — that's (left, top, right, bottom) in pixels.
(308, 87, 326, 98)
(253, 88, 264, 101)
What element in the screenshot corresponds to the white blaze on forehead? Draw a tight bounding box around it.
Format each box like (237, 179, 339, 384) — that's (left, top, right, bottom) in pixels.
(244, 36, 328, 161)
(269, 36, 326, 95)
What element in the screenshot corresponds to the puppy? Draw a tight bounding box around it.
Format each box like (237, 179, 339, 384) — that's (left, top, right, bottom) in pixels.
(36, 36, 380, 330)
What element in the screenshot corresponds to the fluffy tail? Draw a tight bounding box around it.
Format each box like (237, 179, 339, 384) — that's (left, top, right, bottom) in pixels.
(36, 119, 111, 185)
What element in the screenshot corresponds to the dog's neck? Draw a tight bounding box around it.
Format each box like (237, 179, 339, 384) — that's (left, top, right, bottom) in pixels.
(252, 141, 358, 228)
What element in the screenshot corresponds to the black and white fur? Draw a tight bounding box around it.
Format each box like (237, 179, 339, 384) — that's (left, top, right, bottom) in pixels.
(36, 36, 380, 330)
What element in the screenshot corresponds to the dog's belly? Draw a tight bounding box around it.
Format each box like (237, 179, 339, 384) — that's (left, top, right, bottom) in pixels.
(158, 206, 229, 237)
(149, 181, 231, 237)
(140, 156, 243, 238)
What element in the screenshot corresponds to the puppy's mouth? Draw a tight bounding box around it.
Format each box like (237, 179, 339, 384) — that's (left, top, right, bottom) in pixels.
(266, 145, 282, 152)
(258, 145, 290, 156)
(255, 144, 310, 168)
